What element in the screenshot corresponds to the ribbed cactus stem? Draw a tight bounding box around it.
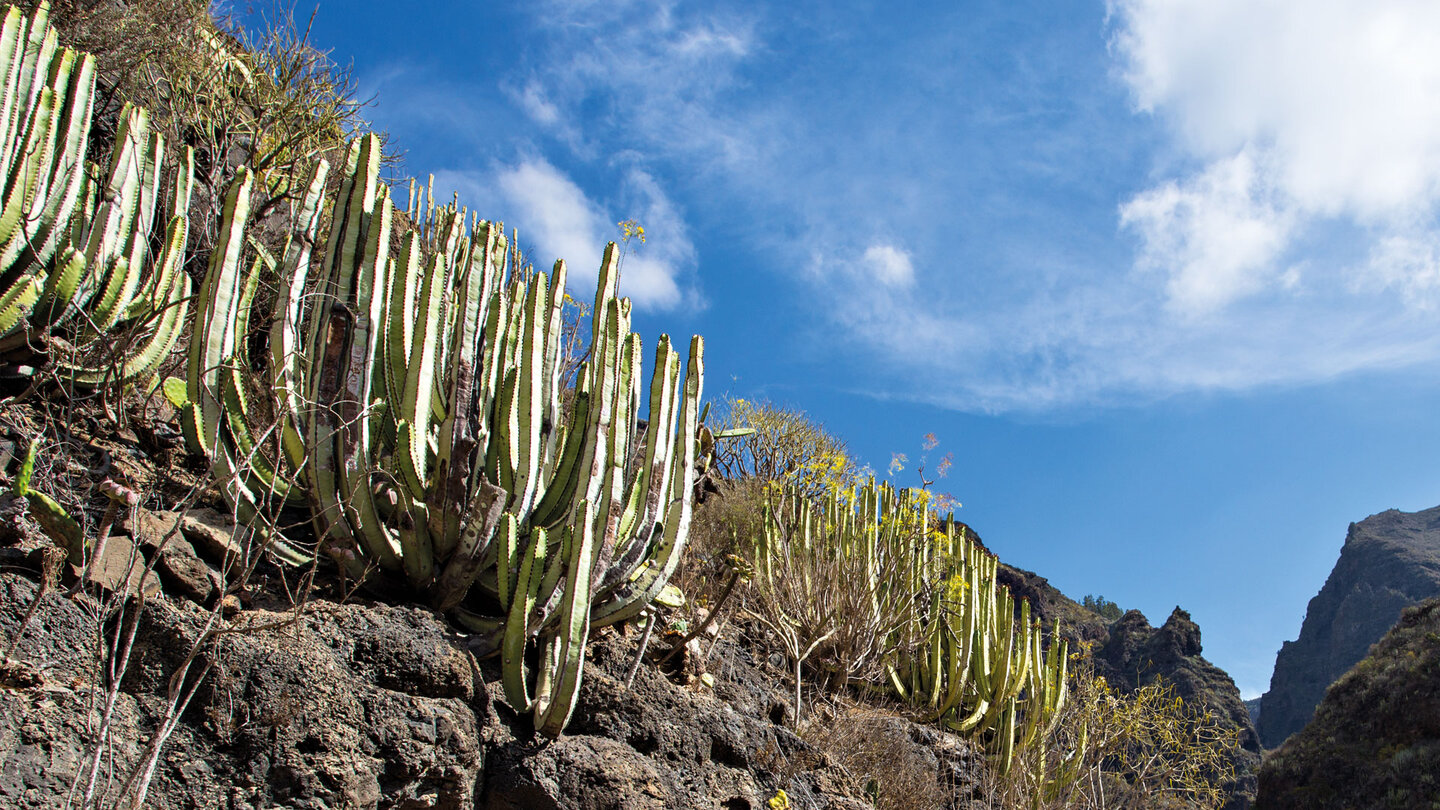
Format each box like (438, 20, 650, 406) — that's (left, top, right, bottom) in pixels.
(160, 118, 708, 737)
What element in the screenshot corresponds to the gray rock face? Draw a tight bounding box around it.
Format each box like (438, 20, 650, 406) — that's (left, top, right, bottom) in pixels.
(1257, 505, 1440, 749)
(1256, 598, 1440, 809)
(0, 569, 915, 809)
(1092, 607, 1263, 810)
(0, 573, 486, 810)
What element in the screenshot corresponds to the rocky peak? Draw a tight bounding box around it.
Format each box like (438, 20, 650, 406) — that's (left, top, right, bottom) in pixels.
(1161, 607, 1204, 657)
(1094, 606, 1262, 810)
(1257, 504, 1440, 749)
(1098, 606, 1204, 680)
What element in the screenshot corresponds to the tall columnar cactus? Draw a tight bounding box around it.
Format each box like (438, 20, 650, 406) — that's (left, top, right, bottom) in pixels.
(188, 134, 705, 737)
(52, 107, 194, 387)
(0, 2, 95, 338)
(0, 3, 193, 387)
(752, 479, 1069, 772)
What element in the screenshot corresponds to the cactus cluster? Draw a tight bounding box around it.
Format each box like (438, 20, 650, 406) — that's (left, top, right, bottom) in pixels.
(0, 4, 193, 387)
(0, 2, 1076, 758)
(891, 509, 1069, 777)
(183, 134, 705, 736)
(752, 480, 1069, 774)
(0, 2, 708, 739)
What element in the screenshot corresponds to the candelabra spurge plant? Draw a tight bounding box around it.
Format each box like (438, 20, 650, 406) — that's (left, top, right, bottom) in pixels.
(187, 134, 705, 736)
(0, 3, 194, 387)
(751, 480, 1069, 776)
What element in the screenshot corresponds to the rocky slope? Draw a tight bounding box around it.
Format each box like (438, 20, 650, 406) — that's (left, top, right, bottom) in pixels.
(1257, 505, 1440, 749)
(0, 399, 1252, 810)
(1256, 597, 1440, 809)
(0, 492, 1262, 810)
(0, 492, 995, 810)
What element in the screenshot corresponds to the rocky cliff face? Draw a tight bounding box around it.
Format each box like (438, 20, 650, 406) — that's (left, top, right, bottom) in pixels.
(997, 564, 1261, 810)
(1093, 607, 1263, 810)
(1256, 597, 1440, 809)
(1257, 505, 1440, 749)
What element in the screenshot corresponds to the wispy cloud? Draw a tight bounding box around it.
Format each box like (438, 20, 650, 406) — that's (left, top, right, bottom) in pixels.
(484, 158, 696, 310)
(361, 1, 1440, 410)
(517, 0, 762, 169)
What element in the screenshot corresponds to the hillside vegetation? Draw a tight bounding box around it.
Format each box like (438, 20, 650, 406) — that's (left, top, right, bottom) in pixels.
(0, 3, 1253, 808)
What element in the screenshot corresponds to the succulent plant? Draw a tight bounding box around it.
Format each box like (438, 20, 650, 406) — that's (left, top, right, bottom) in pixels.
(0, 3, 194, 388)
(185, 134, 705, 737)
(752, 479, 1069, 773)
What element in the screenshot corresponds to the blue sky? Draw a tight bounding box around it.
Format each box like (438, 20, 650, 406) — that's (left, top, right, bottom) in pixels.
(241, 0, 1440, 698)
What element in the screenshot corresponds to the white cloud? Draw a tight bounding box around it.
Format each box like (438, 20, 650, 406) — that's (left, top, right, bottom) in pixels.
(1111, 0, 1440, 307)
(861, 244, 916, 288)
(672, 25, 750, 58)
(1120, 150, 1294, 315)
(518, 0, 759, 166)
(805, 242, 976, 374)
(488, 158, 695, 310)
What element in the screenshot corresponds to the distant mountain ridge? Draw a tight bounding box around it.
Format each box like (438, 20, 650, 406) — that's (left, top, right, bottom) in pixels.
(1257, 504, 1440, 749)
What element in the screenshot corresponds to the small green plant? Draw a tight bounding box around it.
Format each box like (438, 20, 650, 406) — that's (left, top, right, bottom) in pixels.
(1082, 594, 1124, 621)
(617, 218, 646, 245)
(10, 439, 81, 561)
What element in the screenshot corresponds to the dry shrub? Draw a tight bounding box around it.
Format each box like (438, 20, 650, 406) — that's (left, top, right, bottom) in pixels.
(800, 703, 967, 810)
(995, 662, 1239, 810)
(707, 397, 859, 500)
(748, 492, 919, 707)
(677, 399, 857, 624)
(686, 475, 765, 567)
(42, 0, 377, 243)
(667, 473, 766, 644)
